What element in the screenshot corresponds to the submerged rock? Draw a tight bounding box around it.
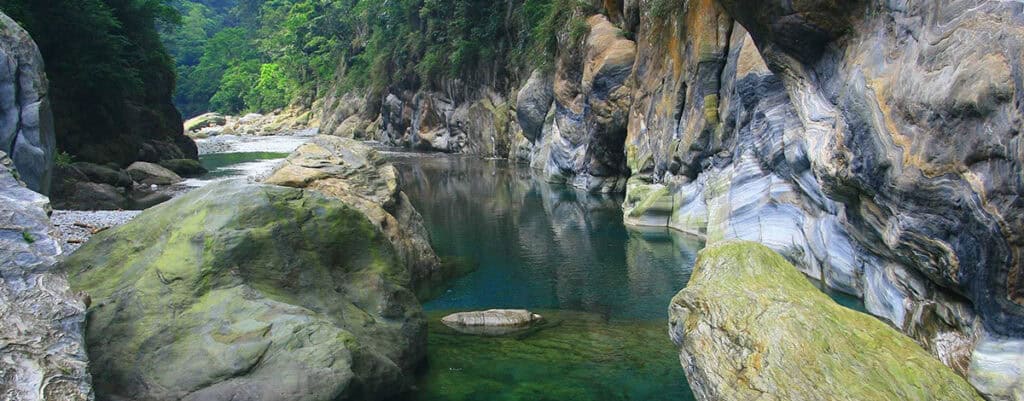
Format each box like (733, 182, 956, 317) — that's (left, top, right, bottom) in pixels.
(0, 156, 92, 400)
(265, 135, 442, 287)
(63, 180, 425, 401)
(441, 310, 544, 336)
(669, 241, 983, 401)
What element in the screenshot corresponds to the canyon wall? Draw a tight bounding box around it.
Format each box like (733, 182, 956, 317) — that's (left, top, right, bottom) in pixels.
(0, 13, 53, 194)
(320, 0, 1024, 398)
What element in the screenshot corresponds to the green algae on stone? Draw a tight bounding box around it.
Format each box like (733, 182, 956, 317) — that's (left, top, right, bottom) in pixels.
(63, 180, 425, 401)
(669, 241, 985, 401)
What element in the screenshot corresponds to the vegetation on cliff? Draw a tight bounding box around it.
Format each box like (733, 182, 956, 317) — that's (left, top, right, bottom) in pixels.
(0, 0, 193, 165)
(163, 0, 592, 117)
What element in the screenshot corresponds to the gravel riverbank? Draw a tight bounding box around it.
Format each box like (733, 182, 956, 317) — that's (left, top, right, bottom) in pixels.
(52, 210, 142, 253)
(55, 133, 315, 253)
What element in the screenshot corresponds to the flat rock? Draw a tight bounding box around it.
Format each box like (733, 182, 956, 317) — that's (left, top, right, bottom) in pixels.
(441, 309, 544, 336)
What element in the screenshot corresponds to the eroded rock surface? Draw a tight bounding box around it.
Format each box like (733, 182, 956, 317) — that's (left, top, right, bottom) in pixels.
(0, 155, 92, 400)
(670, 241, 984, 401)
(0, 12, 54, 194)
(63, 181, 425, 401)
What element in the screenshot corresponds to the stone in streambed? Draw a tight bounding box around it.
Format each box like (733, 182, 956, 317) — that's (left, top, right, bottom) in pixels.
(63, 180, 426, 401)
(441, 309, 544, 336)
(669, 241, 984, 401)
(126, 161, 182, 185)
(183, 112, 226, 133)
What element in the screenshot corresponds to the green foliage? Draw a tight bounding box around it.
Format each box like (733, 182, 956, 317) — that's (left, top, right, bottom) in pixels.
(54, 151, 75, 168)
(0, 0, 180, 160)
(22, 231, 35, 244)
(162, 0, 594, 114)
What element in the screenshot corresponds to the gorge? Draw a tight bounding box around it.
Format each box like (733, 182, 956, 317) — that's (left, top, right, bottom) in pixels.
(1, 0, 1023, 400)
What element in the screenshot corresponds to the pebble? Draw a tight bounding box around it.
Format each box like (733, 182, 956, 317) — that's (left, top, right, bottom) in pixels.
(52, 210, 142, 253)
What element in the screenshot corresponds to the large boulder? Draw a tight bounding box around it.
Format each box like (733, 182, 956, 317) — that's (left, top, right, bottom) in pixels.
(265, 136, 441, 287)
(63, 180, 425, 401)
(0, 155, 92, 400)
(0, 12, 55, 194)
(669, 241, 984, 401)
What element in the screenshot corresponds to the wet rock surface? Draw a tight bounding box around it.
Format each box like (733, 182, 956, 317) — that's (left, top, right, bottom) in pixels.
(670, 241, 984, 401)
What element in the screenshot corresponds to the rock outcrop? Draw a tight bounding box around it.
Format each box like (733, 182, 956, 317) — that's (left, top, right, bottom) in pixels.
(0, 13, 54, 194)
(265, 135, 442, 288)
(63, 180, 425, 401)
(0, 155, 92, 400)
(669, 241, 983, 401)
(530, 14, 636, 193)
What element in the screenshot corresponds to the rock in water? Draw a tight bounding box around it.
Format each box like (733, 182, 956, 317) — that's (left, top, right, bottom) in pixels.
(441, 310, 544, 336)
(63, 180, 426, 401)
(265, 135, 442, 288)
(183, 112, 226, 133)
(669, 241, 984, 401)
(0, 156, 93, 399)
(125, 161, 182, 186)
(0, 12, 55, 194)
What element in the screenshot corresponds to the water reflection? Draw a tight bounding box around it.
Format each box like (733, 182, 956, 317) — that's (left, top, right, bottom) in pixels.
(392, 155, 704, 320)
(391, 154, 702, 401)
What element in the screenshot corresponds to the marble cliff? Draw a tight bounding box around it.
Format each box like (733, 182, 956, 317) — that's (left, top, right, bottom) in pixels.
(319, 0, 1024, 398)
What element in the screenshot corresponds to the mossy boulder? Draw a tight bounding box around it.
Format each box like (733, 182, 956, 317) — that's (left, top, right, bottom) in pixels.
(265, 135, 441, 288)
(669, 241, 984, 401)
(63, 180, 425, 401)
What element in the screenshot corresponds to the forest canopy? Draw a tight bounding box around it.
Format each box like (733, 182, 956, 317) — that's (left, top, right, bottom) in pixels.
(163, 0, 587, 118)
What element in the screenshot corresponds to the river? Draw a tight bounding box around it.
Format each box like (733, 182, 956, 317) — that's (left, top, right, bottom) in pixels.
(390, 154, 702, 401)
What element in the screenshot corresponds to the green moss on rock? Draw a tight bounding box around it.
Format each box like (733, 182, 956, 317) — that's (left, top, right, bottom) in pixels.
(669, 241, 985, 401)
(63, 180, 425, 401)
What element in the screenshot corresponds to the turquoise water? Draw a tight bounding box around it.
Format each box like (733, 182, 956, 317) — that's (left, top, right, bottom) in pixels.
(198, 151, 290, 179)
(392, 155, 702, 401)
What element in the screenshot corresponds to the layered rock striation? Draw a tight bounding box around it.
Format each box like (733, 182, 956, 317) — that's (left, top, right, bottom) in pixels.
(0, 155, 92, 400)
